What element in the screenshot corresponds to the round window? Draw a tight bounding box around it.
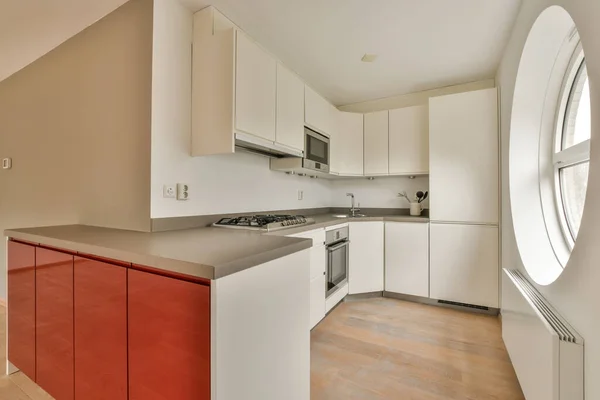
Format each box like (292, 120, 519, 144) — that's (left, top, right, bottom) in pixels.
(509, 6, 591, 285)
(554, 55, 590, 244)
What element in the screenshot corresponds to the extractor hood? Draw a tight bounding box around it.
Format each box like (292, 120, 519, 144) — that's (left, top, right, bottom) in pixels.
(235, 132, 303, 158)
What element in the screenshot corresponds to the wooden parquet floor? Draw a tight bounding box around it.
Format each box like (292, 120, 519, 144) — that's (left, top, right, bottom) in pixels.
(310, 297, 525, 400)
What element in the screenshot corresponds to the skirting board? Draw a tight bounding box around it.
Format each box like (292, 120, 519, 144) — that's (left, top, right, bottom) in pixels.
(383, 291, 499, 316)
(342, 291, 499, 315)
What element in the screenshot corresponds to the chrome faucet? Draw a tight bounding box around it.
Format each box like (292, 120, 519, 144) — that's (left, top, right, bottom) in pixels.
(346, 193, 361, 217)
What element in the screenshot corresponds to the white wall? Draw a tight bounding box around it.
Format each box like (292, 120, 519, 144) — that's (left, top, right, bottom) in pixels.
(497, 0, 600, 398)
(339, 79, 495, 113)
(150, 0, 330, 218)
(330, 176, 429, 209)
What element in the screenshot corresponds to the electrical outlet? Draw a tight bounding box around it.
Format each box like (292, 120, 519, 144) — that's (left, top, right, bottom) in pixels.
(298, 190, 304, 201)
(2, 158, 12, 169)
(163, 185, 176, 198)
(177, 183, 189, 200)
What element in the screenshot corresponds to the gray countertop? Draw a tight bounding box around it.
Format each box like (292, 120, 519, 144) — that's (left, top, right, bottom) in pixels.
(267, 214, 429, 236)
(5, 214, 429, 280)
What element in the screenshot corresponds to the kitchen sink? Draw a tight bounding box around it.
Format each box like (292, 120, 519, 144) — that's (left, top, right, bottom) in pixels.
(332, 214, 367, 218)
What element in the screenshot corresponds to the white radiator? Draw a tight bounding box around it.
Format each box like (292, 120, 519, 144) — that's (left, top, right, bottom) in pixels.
(502, 269, 583, 400)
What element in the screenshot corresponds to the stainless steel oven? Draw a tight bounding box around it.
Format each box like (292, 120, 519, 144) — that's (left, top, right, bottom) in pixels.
(304, 127, 330, 173)
(326, 226, 349, 298)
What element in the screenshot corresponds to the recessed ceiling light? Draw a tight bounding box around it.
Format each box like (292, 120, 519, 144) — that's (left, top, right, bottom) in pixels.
(361, 53, 378, 63)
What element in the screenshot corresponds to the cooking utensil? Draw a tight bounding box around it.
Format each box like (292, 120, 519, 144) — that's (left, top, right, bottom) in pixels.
(419, 191, 428, 203)
(398, 191, 411, 204)
(416, 191, 424, 202)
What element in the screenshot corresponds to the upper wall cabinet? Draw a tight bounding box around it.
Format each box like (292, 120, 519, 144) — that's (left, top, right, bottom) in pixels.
(276, 64, 305, 152)
(305, 86, 333, 137)
(235, 32, 277, 141)
(429, 88, 498, 224)
(336, 112, 364, 176)
(329, 105, 341, 174)
(389, 105, 429, 175)
(364, 110, 389, 176)
(192, 7, 297, 157)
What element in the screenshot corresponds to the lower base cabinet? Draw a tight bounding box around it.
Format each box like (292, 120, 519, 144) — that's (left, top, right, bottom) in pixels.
(128, 268, 211, 400)
(384, 222, 429, 297)
(7, 241, 36, 381)
(310, 275, 326, 329)
(349, 222, 384, 294)
(74, 257, 127, 400)
(36, 247, 74, 400)
(429, 223, 499, 308)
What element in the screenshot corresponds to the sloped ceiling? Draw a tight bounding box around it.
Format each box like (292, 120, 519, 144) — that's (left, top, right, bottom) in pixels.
(0, 0, 128, 83)
(181, 0, 522, 105)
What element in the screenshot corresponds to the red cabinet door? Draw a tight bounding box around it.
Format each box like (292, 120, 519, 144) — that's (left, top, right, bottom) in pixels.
(128, 268, 211, 400)
(7, 240, 36, 380)
(36, 247, 74, 400)
(74, 257, 127, 400)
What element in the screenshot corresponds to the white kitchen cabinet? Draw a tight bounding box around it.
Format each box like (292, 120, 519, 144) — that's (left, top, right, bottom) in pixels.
(336, 112, 364, 176)
(429, 223, 499, 308)
(276, 63, 305, 152)
(329, 105, 342, 174)
(349, 222, 384, 294)
(310, 275, 326, 329)
(389, 105, 429, 175)
(429, 88, 499, 224)
(364, 110, 389, 176)
(192, 8, 280, 156)
(325, 283, 348, 313)
(289, 228, 326, 329)
(384, 222, 429, 298)
(235, 32, 277, 141)
(305, 86, 332, 136)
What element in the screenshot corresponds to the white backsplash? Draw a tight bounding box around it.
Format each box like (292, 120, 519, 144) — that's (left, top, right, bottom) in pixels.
(330, 176, 430, 209)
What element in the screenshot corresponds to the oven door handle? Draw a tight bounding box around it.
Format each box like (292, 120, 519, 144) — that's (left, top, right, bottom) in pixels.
(327, 240, 350, 252)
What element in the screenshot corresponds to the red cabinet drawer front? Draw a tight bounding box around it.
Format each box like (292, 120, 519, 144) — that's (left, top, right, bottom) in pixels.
(36, 247, 74, 400)
(7, 241, 36, 380)
(128, 269, 211, 400)
(74, 257, 127, 400)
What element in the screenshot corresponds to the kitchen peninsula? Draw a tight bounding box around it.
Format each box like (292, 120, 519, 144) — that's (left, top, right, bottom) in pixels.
(5, 224, 313, 400)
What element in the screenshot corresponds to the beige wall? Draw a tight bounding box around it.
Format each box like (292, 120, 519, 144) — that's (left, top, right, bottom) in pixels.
(0, 0, 153, 300)
(338, 79, 495, 113)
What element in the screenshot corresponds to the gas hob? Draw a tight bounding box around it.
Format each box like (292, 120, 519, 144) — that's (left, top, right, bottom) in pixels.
(213, 214, 314, 232)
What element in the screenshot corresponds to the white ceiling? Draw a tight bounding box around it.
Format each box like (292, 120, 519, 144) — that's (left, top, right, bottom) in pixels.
(0, 0, 522, 106)
(0, 0, 128, 83)
(181, 0, 522, 105)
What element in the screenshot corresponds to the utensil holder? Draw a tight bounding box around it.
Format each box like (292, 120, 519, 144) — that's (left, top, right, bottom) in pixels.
(410, 202, 422, 216)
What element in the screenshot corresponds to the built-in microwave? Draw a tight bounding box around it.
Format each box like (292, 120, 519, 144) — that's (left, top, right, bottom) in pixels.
(269, 126, 330, 175)
(303, 127, 330, 173)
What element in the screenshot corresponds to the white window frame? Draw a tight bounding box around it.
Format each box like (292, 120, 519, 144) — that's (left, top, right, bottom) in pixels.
(552, 44, 590, 248)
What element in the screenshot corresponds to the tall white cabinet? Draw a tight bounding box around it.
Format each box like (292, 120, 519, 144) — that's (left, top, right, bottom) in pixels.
(429, 88, 499, 224)
(428, 88, 499, 308)
(429, 224, 498, 308)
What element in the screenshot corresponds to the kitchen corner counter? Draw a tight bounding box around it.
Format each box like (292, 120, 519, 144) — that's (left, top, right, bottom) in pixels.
(267, 214, 430, 236)
(4, 225, 312, 280)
